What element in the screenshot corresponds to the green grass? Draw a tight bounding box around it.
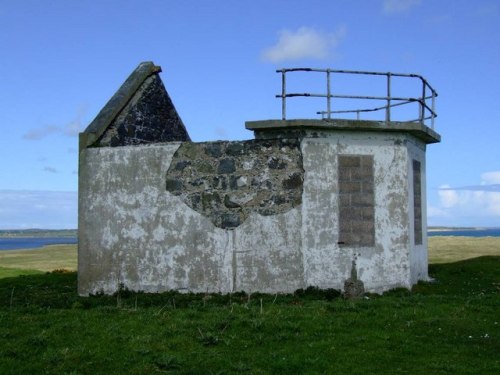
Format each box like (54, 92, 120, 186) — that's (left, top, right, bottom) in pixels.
(428, 236, 500, 263)
(0, 244, 76, 277)
(0, 237, 498, 373)
(0, 257, 499, 374)
(0, 266, 43, 279)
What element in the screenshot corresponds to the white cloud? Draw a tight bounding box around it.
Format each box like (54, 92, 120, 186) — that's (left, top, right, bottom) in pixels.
(427, 205, 450, 218)
(261, 26, 346, 63)
(23, 108, 85, 140)
(481, 171, 500, 184)
(431, 172, 500, 225)
(43, 166, 58, 174)
(475, 190, 500, 215)
(383, 0, 421, 14)
(62, 111, 85, 137)
(23, 125, 60, 140)
(0, 190, 77, 229)
(438, 184, 459, 208)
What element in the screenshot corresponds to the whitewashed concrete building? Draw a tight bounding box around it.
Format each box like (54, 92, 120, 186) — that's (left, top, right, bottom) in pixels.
(78, 63, 440, 295)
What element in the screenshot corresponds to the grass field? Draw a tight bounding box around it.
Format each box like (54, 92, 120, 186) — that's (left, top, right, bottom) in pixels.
(0, 244, 76, 275)
(0, 266, 43, 279)
(0, 237, 498, 374)
(428, 236, 500, 263)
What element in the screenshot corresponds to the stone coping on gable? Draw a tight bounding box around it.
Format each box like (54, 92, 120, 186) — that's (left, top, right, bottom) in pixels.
(245, 119, 441, 144)
(80, 62, 162, 150)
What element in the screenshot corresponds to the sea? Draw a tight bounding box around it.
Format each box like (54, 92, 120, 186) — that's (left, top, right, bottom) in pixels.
(0, 237, 78, 251)
(427, 228, 500, 237)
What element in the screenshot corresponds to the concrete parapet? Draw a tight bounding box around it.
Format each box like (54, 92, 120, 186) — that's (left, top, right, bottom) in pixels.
(246, 119, 440, 144)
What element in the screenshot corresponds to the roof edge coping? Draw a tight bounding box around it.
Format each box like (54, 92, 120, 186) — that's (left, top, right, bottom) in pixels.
(245, 119, 441, 144)
(80, 61, 162, 149)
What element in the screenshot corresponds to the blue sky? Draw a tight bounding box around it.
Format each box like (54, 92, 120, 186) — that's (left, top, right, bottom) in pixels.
(0, 0, 499, 229)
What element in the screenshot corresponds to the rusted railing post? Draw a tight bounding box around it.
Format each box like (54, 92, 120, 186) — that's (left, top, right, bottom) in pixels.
(326, 69, 331, 119)
(281, 70, 286, 120)
(431, 90, 436, 129)
(420, 83, 426, 124)
(386, 73, 391, 124)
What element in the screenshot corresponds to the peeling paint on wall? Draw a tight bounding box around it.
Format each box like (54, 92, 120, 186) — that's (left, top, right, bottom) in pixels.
(78, 131, 431, 295)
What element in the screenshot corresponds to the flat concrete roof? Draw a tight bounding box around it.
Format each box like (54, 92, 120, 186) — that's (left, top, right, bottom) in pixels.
(245, 119, 441, 144)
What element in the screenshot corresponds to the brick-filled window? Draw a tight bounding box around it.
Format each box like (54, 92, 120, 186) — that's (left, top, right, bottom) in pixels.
(338, 155, 375, 246)
(413, 160, 422, 245)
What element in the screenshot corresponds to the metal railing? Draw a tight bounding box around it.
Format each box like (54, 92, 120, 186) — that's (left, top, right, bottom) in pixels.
(276, 68, 438, 129)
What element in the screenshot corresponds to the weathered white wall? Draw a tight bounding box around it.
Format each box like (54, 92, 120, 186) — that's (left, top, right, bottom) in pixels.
(79, 132, 428, 295)
(407, 138, 429, 285)
(301, 132, 418, 293)
(78, 143, 304, 295)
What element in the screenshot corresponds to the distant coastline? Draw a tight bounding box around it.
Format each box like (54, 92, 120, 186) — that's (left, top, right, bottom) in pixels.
(428, 227, 500, 237)
(0, 229, 77, 238)
(427, 226, 496, 232)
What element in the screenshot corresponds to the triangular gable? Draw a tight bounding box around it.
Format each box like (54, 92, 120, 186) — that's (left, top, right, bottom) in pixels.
(80, 61, 190, 149)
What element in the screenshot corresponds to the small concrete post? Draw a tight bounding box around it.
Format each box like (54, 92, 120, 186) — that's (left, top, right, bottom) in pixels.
(343, 258, 365, 299)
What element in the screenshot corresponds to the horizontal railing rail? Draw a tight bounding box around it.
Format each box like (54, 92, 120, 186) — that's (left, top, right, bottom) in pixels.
(276, 68, 438, 129)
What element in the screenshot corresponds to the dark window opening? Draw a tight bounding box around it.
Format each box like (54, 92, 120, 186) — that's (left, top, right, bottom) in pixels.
(413, 160, 423, 245)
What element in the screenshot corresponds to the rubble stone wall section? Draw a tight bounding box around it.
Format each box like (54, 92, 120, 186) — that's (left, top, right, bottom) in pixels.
(94, 75, 190, 147)
(165, 138, 304, 229)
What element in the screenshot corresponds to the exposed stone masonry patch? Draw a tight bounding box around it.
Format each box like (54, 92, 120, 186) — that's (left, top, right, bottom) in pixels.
(94, 74, 190, 147)
(166, 139, 304, 229)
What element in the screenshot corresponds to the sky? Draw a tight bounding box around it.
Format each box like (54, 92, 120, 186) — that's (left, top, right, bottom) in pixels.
(0, 0, 499, 229)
